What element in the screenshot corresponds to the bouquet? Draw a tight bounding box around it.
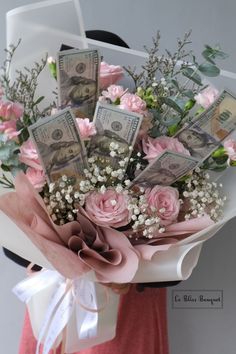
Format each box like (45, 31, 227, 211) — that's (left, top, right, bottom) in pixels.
(0, 2, 236, 352)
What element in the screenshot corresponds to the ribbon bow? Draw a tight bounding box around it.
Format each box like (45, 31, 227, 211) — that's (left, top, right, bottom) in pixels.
(13, 270, 106, 354)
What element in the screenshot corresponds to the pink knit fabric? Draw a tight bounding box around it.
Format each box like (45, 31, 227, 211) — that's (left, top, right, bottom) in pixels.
(18, 286, 169, 354)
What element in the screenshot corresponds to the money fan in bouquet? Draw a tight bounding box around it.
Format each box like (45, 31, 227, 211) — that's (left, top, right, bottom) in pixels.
(0, 1, 236, 353)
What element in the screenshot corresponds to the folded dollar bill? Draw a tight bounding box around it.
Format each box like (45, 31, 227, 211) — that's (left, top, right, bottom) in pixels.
(176, 90, 236, 161)
(89, 102, 143, 170)
(28, 109, 88, 184)
(133, 150, 199, 186)
(57, 48, 100, 118)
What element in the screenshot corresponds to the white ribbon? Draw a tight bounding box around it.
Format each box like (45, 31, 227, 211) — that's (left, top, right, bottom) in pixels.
(13, 270, 100, 354)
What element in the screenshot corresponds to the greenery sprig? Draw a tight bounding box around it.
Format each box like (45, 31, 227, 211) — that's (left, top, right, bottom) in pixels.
(124, 31, 228, 137)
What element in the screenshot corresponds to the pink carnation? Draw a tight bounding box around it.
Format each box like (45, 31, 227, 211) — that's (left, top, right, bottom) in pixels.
(85, 189, 131, 228)
(76, 118, 96, 139)
(25, 167, 46, 190)
(100, 85, 125, 103)
(224, 138, 236, 161)
(0, 120, 20, 140)
(194, 86, 219, 109)
(145, 185, 180, 226)
(142, 136, 190, 163)
(19, 139, 43, 170)
(100, 61, 124, 89)
(0, 100, 24, 120)
(119, 93, 147, 114)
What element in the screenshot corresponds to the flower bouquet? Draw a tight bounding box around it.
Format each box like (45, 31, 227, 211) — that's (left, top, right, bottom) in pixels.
(0, 1, 236, 352)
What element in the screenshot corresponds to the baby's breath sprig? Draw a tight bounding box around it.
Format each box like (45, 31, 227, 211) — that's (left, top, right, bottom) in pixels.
(42, 175, 80, 225)
(180, 168, 226, 222)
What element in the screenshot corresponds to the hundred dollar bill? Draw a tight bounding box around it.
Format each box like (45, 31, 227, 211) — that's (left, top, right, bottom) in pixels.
(89, 102, 143, 170)
(28, 109, 88, 184)
(133, 150, 199, 186)
(176, 90, 236, 160)
(57, 48, 100, 118)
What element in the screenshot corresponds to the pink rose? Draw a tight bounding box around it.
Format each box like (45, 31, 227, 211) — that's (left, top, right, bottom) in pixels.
(0, 120, 20, 140)
(100, 85, 125, 103)
(19, 139, 43, 170)
(145, 185, 180, 226)
(119, 93, 147, 114)
(194, 86, 219, 109)
(142, 136, 190, 163)
(85, 189, 131, 228)
(224, 138, 236, 161)
(0, 100, 24, 120)
(25, 167, 46, 190)
(76, 118, 96, 139)
(100, 62, 124, 89)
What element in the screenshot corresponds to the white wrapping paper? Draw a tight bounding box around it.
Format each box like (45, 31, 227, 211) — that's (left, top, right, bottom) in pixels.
(6, 0, 88, 108)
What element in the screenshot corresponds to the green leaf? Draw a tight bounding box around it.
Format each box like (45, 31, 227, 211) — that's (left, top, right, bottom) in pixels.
(195, 107, 205, 116)
(202, 49, 216, 65)
(211, 146, 225, 158)
(182, 67, 202, 86)
(182, 90, 195, 99)
(168, 124, 179, 136)
(19, 128, 30, 144)
(1, 164, 10, 172)
(32, 96, 45, 107)
(150, 109, 162, 121)
(0, 133, 7, 143)
(160, 115, 181, 127)
(203, 45, 229, 61)
(171, 79, 180, 90)
(23, 114, 32, 126)
(149, 125, 162, 138)
(198, 63, 220, 77)
(160, 97, 184, 114)
(212, 47, 229, 60)
(184, 99, 196, 111)
(214, 155, 228, 165)
(230, 160, 236, 167)
(0, 145, 12, 161)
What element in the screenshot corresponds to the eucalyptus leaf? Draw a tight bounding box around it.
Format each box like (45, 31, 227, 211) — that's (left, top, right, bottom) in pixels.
(182, 67, 202, 86)
(149, 125, 162, 138)
(0, 133, 7, 143)
(160, 115, 181, 127)
(149, 109, 162, 121)
(212, 48, 229, 60)
(171, 79, 180, 90)
(160, 97, 184, 114)
(182, 90, 195, 99)
(202, 49, 216, 65)
(198, 63, 220, 77)
(0, 145, 12, 161)
(3, 154, 21, 167)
